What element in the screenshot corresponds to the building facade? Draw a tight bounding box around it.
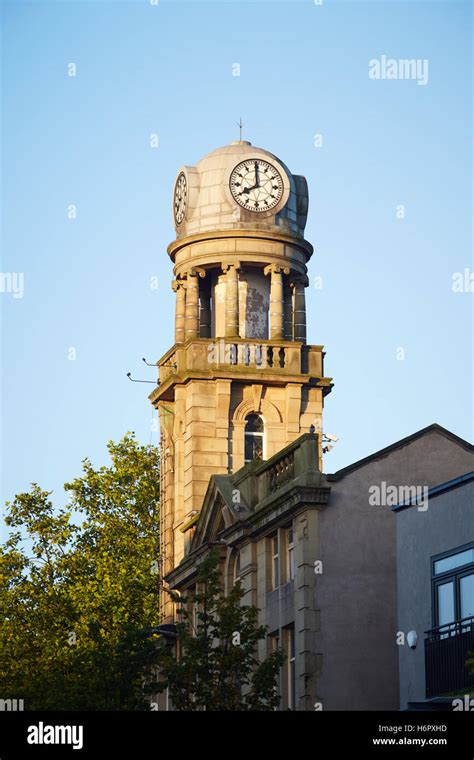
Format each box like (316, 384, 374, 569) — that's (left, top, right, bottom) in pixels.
(165, 422, 472, 710)
(150, 140, 474, 710)
(150, 140, 332, 624)
(396, 472, 474, 709)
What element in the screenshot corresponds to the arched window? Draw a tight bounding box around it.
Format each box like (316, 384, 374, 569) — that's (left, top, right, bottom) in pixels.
(244, 414, 264, 463)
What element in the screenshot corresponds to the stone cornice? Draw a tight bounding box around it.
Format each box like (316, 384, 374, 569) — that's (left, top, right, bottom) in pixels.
(167, 228, 314, 263)
(149, 371, 333, 405)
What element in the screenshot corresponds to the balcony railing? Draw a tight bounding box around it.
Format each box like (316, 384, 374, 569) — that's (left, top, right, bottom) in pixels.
(268, 451, 295, 491)
(156, 338, 326, 387)
(230, 432, 330, 510)
(425, 616, 474, 698)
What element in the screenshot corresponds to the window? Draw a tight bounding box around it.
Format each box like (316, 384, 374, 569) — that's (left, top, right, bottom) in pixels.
(434, 547, 474, 575)
(432, 543, 474, 629)
(269, 632, 280, 652)
(461, 575, 474, 619)
(286, 527, 295, 581)
(271, 535, 279, 590)
(286, 626, 296, 710)
(244, 414, 264, 463)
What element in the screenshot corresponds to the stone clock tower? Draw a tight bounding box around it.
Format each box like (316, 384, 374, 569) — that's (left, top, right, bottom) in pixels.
(150, 140, 332, 621)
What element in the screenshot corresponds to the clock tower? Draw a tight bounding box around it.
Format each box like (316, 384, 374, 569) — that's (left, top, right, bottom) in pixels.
(150, 140, 332, 621)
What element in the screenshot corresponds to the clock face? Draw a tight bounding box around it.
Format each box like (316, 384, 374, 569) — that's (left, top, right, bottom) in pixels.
(174, 172, 187, 224)
(229, 159, 284, 212)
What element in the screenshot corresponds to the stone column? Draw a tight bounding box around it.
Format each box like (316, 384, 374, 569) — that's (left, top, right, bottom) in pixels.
(224, 264, 239, 338)
(270, 267, 283, 340)
(265, 265, 289, 341)
(284, 282, 293, 340)
(292, 276, 308, 343)
(185, 271, 199, 340)
(199, 279, 211, 338)
(172, 279, 186, 343)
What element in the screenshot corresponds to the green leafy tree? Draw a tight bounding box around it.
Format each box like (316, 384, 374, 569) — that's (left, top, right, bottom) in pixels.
(0, 434, 161, 710)
(157, 550, 285, 710)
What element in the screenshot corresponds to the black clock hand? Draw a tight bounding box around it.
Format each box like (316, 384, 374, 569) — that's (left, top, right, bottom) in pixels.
(254, 161, 259, 188)
(240, 184, 258, 195)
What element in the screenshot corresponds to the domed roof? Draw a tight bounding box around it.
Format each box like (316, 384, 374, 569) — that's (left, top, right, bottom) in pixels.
(172, 140, 309, 241)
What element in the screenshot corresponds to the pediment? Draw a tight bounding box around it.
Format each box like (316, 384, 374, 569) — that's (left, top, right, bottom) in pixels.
(190, 474, 249, 552)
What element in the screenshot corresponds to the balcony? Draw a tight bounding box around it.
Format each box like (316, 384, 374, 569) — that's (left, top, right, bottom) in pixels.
(425, 616, 474, 698)
(151, 338, 332, 403)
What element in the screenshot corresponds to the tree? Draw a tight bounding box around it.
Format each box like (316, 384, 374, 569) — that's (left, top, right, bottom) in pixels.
(156, 550, 285, 710)
(0, 434, 161, 710)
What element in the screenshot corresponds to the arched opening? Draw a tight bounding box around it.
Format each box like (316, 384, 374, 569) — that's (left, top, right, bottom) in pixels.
(244, 414, 264, 463)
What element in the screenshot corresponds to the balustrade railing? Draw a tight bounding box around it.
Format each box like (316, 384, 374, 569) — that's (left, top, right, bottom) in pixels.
(156, 338, 323, 387)
(268, 452, 295, 490)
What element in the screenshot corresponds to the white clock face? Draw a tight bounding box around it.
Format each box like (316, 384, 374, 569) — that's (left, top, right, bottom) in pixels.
(174, 172, 187, 224)
(229, 159, 284, 212)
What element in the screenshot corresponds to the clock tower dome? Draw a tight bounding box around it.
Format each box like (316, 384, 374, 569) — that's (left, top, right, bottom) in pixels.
(150, 140, 332, 621)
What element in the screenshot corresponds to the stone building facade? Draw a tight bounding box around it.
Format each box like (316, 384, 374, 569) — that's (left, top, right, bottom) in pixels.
(150, 141, 332, 623)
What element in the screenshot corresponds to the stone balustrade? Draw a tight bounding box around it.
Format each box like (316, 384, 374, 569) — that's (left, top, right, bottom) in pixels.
(156, 338, 325, 388)
(230, 432, 329, 511)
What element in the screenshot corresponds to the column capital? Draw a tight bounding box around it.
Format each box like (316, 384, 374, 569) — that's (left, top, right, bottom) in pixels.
(185, 267, 206, 279)
(221, 261, 240, 273)
(171, 279, 185, 292)
(263, 264, 290, 277)
(289, 274, 309, 288)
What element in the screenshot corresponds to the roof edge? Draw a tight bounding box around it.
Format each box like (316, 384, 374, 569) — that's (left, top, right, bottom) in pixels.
(392, 470, 474, 512)
(326, 424, 473, 482)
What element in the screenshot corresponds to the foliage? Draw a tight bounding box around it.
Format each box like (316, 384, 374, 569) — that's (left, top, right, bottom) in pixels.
(0, 434, 161, 710)
(157, 550, 285, 710)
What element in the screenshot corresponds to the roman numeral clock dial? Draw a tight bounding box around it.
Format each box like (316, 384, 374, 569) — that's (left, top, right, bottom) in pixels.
(229, 159, 284, 212)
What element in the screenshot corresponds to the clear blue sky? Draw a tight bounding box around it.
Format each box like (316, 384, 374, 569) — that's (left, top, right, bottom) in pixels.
(1, 0, 472, 537)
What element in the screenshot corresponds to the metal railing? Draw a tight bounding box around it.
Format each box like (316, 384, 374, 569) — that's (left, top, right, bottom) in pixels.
(425, 616, 474, 698)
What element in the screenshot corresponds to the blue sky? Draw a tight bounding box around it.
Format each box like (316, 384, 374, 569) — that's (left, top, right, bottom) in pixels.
(1, 0, 472, 535)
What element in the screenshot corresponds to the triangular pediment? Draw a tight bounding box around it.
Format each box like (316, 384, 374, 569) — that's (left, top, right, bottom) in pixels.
(190, 474, 250, 552)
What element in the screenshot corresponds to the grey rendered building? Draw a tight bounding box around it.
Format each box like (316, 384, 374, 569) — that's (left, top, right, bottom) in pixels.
(395, 472, 474, 709)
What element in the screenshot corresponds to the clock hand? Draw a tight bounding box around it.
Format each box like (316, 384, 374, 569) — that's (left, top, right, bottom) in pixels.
(254, 161, 259, 188)
(240, 184, 258, 195)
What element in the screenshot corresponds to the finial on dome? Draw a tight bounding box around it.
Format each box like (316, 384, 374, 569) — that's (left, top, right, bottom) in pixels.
(234, 117, 251, 145)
